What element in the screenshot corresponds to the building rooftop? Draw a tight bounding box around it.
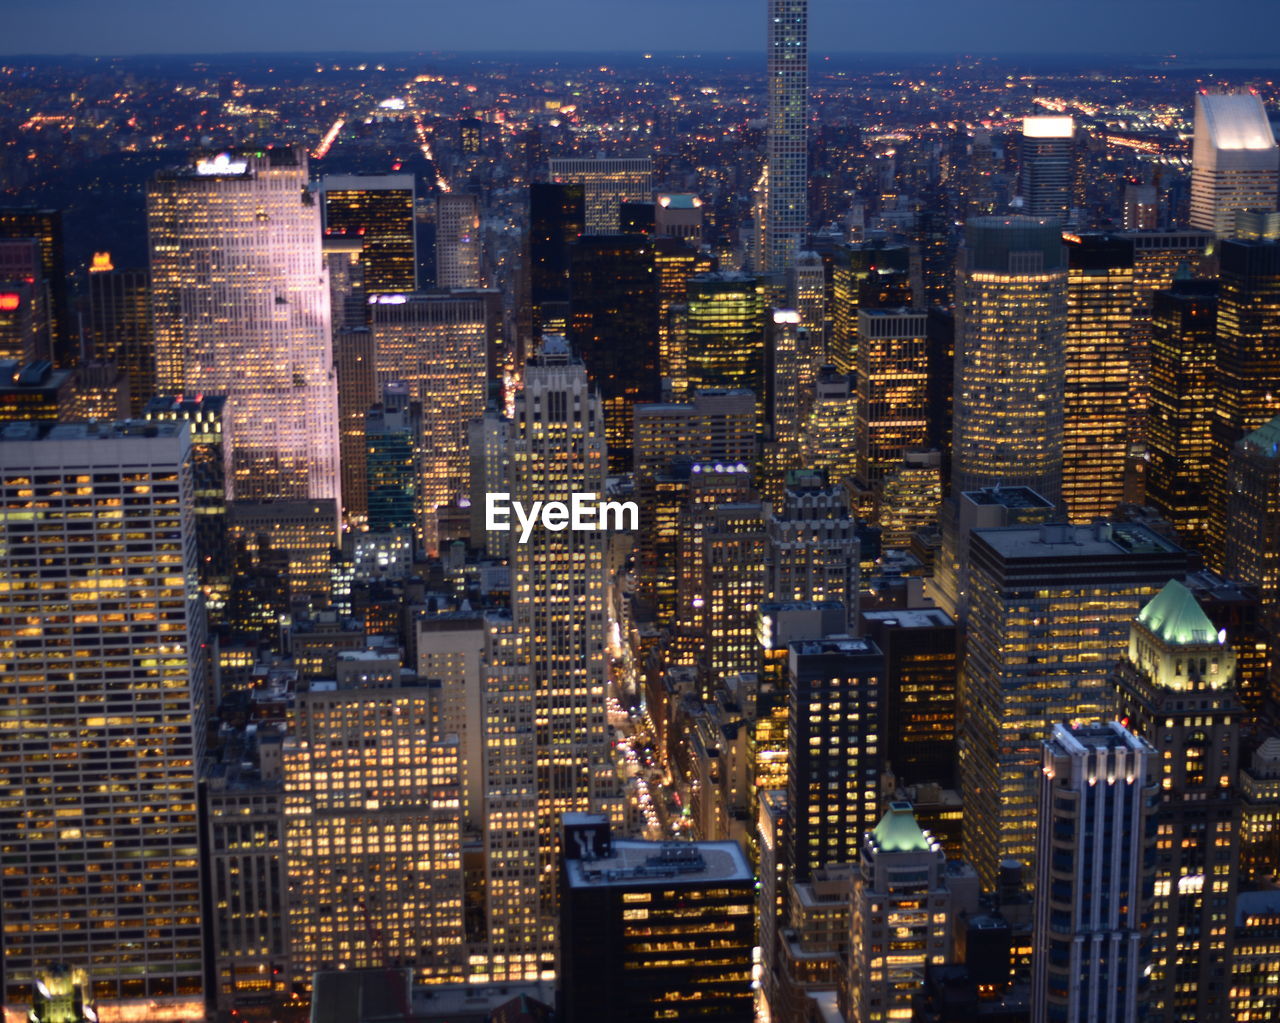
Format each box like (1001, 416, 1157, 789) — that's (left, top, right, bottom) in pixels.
(564, 838, 751, 889)
(962, 486, 1054, 510)
(0, 419, 184, 442)
(861, 608, 955, 629)
(1236, 889, 1280, 927)
(1136, 579, 1222, 648)
(1198, 91, 1278, 152)
(1023, 115, 1075, 139)
(1241, 413, 1280, 457)
(977, 520, 1181, 559)
(870, 802, 932, 853)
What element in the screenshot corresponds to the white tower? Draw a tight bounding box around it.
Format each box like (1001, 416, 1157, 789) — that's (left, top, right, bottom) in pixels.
(765, 0, 809, 273)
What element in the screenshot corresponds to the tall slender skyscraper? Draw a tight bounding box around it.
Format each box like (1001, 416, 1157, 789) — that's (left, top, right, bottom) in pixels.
(1113, 581, 1242, 1023)
(1062, 233, 1134, 523)
(509, 338, 616, 949)
(1032, 722, 1158, 1023)
(1190, 92, 1279, 237)
(370, 291, 493, 552)
(765, 0, 808, 273)
(1019, 116, 1076, 223)
(529, 182, 585, 343)
(0, 421, 207, 1020)
(855, 308, 929, 491)
(436, 192, 482, 289)
(952, 216, 1067, 506)
(148, 147, 341, 504)
(86, 261, 153, 414)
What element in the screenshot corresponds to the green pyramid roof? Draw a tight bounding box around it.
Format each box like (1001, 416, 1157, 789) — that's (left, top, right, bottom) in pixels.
(871, 801, 931, 853)
(1241, 414, 1280, 457)
(1136, 580, 1220, 647)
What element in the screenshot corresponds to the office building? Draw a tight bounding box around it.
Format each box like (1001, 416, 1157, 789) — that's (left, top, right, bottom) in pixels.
(1123, 182, 1159, 231)
(1032, 723, 1158, 1023)
(0, 241, 49, 366)
(1146, 279, 1217, 551)
(861, 609, 958, 787)
(767, 470, 859, 622)
(0, 207, 68, 363)
(788, 250, 826, 352)
(369, 291, 492, 552)
(436, 192, 482, 289)
(653, 235, 707, 397)
(227, 499, 339, 605)
(1113, 580, 1241, 1022)
(1210, 240, 1280, 568)
(952, 216, 1067, 505)
(959, 520, 1188, 887)
(365, 382, 421, 536)
(323, 235, 365, 330)
(878, 449, 943, 549)
(655, 192, 704, 244)
(802, 366, 858, 487)
(143, 393, 230, 597)
(1062, 233, 1134, 522)
(1190, 91, 1279, 237)
(786, 638, 885, 881)
(333, 325, 376, 524)
(320, 172, 417, 293)
(1230, 892, 1280, 1022)
(686, 273, 766, 415)
(529, 182, 585, 343)
(829, 239, 913, 375)
(1225, 415, 1280, 626)
(1019, 116, 1076, 222)
(855, 308, 929, 491)
(86, 261, 152, 414)
(765, 0, 808, 273)
(0, 421, 207, 1020)
(568, 234, 659, 467)
(843, 804, 957, 1023)
(509, 339, 616, 945)
(27, 965, 96, 1023)
(147, 147, 341, 504)
(549, 157, 652, 235)
(558, 815, 754, 1023)
(0, 359, 72, 422)
(283, 678, 466, 990)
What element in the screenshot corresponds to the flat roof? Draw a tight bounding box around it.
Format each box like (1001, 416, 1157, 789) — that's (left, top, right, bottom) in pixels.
(565, 838, 751, 889)
(861, 608, 955, 629)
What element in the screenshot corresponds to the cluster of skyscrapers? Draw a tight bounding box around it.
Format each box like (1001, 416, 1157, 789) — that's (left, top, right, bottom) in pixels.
(3, 6, 1280, 1023)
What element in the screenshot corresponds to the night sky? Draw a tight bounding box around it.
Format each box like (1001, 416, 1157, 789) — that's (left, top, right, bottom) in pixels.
(4, 0, 1280, 57)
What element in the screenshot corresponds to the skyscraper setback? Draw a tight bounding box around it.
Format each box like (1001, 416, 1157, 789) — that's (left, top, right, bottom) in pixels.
(765, 0, 808, 273)
(1190, 91, 1279, 237)
(147, 147, 341, 505)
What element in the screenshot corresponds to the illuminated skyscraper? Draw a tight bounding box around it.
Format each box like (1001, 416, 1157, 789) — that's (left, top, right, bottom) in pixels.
(529, 182, 584, 343)
(370, 292, 493, 552)
(767, 470, 859, 622)
(509, 338, 616, 947)
(1146, 279, 1217, 550)
(653, 236, 710, 398)
(0, 207, 69, 364)
(1225, 415, 1280, 623)
(0, 421, 206, 1020)
(1062, 234, 1134, 523)
(855, 308, 929, 491)
(558, 816, 755, 1023)
(365, 381, 421, 535)
(1190, 92, 1279, 237)
(1032, 722, 1158, 1023)
(787, 251, 826, 356)
(829, 239, 913, 376)
(960, 520, 1187, 888)
(147, 147, 341, 504)
(568, 234, 659, 468)
(802, 366, 858, 488)
(436, 192, 482, 289)
(549, 157, 652, 235)
(27, 965, 96, 1023)
(877, 449, 943, 549)
(320, 172, 417, 293)
(1019, 116, 1076, 223)
(283, 678, 466, 990)
(786, 638, 885, 881)
(86, 260, 153, 414)
(952, 217, 1067, 507)
(686, 273, 766, 418)
(765, 0, 808, 273)
(1113, 581, 1241, 1023)
(333, 325, 376, 524)
(842, 804, 956, 1023)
